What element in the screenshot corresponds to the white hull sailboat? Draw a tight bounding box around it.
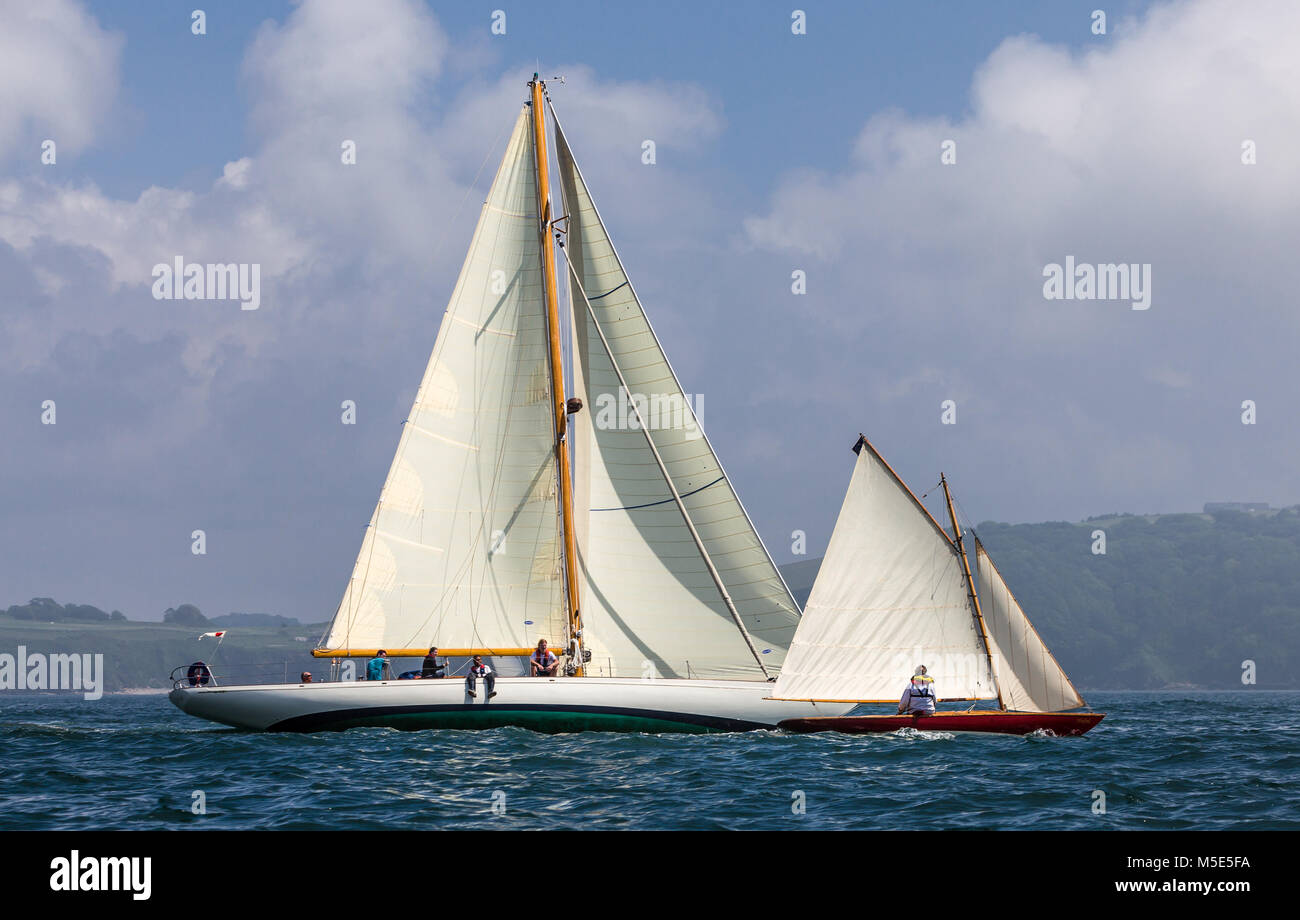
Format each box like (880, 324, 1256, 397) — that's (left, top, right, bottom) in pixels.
(170, 675, 831, 733)
(169, 76, 850, 733)
(771, 435, 1104, 737)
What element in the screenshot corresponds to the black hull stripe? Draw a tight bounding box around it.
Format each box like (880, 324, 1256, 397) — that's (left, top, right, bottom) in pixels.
(268, 702, 771, 733)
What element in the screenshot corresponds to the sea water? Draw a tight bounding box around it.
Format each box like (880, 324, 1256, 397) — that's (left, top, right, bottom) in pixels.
(0, 691, 1294, 830)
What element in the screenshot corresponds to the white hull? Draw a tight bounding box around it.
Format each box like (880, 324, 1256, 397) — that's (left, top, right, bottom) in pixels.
(169, 676, 852, 733)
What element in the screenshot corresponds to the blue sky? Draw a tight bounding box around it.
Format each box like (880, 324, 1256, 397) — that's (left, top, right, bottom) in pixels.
(61, 1, 1149, 199)
(3, 0, 1297, 623)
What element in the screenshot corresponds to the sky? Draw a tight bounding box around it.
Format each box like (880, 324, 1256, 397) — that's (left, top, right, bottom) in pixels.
(3, 0, 1297, 623)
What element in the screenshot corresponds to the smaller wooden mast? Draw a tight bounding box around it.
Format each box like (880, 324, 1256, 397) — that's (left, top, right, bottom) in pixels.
(940, 474, 1004, 710)
(530, 74, 584, 675)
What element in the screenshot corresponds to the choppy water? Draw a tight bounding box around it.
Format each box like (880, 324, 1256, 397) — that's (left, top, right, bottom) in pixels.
(0, 692, 1295, 830)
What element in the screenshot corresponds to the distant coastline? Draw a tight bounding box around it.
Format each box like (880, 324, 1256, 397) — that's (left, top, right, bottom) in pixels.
(6, 507, 1298, 692)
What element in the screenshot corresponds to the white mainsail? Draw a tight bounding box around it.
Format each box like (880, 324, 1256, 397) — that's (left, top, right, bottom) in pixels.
(323, 105, 568, 653)
(975, 539, 1085, 712)
(772, 438, 998, 702)
(553, 118, 802, 680)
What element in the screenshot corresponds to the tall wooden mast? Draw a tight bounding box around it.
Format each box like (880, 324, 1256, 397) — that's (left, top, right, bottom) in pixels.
(530, 75, 584, 675)
(940, 474, 1003, 710)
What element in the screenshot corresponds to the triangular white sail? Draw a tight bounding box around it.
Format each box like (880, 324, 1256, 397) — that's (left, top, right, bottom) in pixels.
(975, 539, 1085, 712)
(772, 438, 998, 702)
(553, 117, 801, 680)
(322, 106, 568, 653)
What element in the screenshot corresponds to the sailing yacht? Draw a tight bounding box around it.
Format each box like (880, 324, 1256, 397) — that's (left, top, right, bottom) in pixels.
(774, 435, 1104, 736)
(169, 76, 851, 733)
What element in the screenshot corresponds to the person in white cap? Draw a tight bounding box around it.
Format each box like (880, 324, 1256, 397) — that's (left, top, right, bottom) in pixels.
(898, 665, 936, 715)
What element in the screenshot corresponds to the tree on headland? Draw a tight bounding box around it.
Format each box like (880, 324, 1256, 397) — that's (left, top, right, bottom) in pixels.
(162, 604, 209, 627)
(5, 598, 120, 622)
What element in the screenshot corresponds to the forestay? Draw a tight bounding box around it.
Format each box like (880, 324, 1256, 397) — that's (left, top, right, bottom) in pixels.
(975, 540, 1085, 712)
(553, 117, 801, 680)
(771, 438, 998, 702)
(322, 106, 568, 654)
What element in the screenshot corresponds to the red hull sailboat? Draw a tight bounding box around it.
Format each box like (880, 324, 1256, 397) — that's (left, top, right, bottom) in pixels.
(780, 711, 1104, 736)
(770, 435, 1104, 738)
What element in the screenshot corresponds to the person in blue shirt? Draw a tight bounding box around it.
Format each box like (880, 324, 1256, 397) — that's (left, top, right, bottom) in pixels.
(367, 650, 392, 681)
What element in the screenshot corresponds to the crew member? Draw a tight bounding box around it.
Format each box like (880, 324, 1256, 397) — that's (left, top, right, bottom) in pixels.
(367, 650, 392, 681)
(421, 647, 446, 679)
(898, 665, 936, 715)
(530, 640, 558, 677)
(466, 655, 496, 699)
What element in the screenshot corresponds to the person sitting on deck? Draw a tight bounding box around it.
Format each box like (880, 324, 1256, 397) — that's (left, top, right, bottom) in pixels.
(300, 671, 312, 683)
(466, 655, 496, 699)
(367, 650, 392, 682)
(421, 647, 446, 679)
(898, 665, 936, 715)
(529, 640, 558, 677)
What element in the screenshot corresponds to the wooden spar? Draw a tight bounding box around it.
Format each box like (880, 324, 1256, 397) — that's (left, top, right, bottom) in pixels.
(940, 473, 1005, 711)
(854, 434, 957, 549)
(312, 647, 561, 659)
(530, 75, 584, 676)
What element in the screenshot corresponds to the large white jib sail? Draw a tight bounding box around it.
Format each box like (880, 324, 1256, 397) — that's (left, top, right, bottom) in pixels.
(553, 116, 802, 681)
(772, 437, 999, 703)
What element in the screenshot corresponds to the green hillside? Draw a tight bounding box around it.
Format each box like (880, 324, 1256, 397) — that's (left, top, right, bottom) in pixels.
(0, 613, 333, 692)
(970, 510, 1299, 689)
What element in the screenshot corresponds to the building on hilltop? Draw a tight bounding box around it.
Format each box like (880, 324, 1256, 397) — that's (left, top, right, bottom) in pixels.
(1204, 502, 1270, 513)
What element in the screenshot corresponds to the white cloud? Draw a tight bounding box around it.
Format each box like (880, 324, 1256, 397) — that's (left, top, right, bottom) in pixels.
(243, 0, 447, 137)
(218, 158, 252, 190)
(738, 0, 1300, 523)
(0, 0, 122, 158)
(0, 0, 729, 372)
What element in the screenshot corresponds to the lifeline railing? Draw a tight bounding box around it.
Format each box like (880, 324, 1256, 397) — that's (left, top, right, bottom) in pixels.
(169, 661, 319, 689)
